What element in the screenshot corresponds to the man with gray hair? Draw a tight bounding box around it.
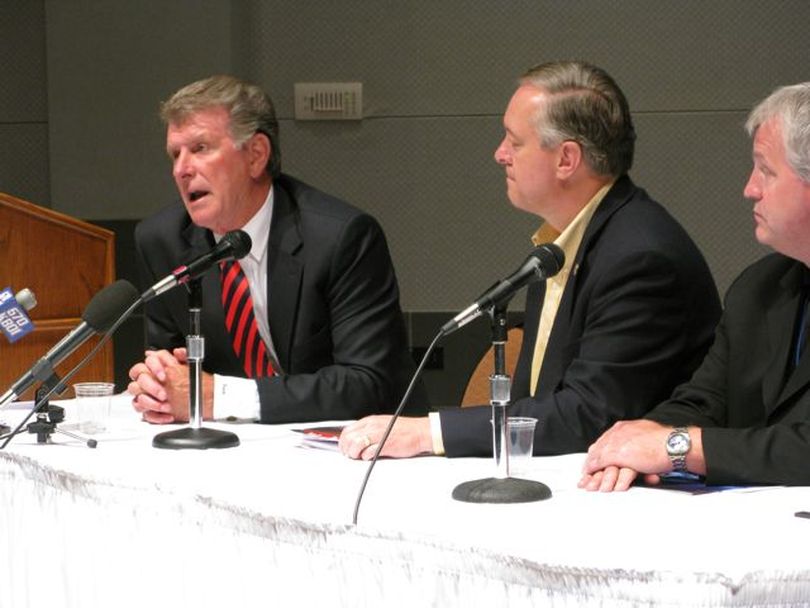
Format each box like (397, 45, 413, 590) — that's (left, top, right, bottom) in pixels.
(582, 82, 810, 490)
(340, 61, 720, 460)
(127, 75, 424, 424)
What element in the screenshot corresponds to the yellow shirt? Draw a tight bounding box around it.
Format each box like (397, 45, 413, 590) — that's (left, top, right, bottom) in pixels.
(529, 183, 612, 395)
(429, 183, 613, 455)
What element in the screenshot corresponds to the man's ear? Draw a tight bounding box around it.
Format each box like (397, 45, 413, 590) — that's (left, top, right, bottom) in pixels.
(247, 132, 272, 179)
(556, 140, 582, 179)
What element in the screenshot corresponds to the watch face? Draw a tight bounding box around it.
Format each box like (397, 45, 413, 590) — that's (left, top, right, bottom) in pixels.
(667, 432, 690, 455)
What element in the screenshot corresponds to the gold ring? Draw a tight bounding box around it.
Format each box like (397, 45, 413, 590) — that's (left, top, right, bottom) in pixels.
(361, 435, 372, 449)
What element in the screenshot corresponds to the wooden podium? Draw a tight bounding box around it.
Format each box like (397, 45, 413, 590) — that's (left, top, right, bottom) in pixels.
(0, 193, 116, 400)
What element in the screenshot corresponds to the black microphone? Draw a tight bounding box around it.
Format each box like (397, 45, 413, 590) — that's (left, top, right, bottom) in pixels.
(440, 243, 565, 335)
(140, 230, 252, 302)
(0, 280, 140, 408)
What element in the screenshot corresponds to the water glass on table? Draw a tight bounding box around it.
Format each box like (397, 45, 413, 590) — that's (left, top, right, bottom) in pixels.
(72, 382, 115, 434)
(506, 416, 538, 476)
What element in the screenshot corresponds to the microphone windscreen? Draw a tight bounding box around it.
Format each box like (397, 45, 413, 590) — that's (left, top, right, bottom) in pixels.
(534, 243, 565, 278)
(222, 230, 252, 260)
(81, 280, 140, 332)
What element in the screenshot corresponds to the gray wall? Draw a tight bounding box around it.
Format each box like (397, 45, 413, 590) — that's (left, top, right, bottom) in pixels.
(1, 1, 49, 205)
(2, 1, 809, 398)
(32, 0, 809, 301)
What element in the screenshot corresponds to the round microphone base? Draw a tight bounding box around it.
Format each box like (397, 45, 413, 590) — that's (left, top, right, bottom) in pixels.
(152, 426, 240, 450)
(451, 476, 551, 503)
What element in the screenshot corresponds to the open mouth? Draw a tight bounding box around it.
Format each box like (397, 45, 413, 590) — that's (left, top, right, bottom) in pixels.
(189, 190, 209, 202)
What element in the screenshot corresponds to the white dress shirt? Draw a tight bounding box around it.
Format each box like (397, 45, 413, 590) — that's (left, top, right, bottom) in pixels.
(210, 187, 275, 420)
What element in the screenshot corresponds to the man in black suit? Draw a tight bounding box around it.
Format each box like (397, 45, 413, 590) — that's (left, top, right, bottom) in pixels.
(581, 82, 810, 490)
(127, 75, 423, 424)
(339, 61, 721, 459)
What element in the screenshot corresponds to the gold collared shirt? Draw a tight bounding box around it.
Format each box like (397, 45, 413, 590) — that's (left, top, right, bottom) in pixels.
(529, 183, 612, 395)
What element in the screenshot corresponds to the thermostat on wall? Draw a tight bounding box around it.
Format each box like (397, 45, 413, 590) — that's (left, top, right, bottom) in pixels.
(294, 82, 363, 121)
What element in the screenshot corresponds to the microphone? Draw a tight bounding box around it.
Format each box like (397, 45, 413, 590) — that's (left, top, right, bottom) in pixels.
(140, 230, 252, 302)
(0, 287, 38, 343)
(14, 288, 38, 312)
(0, 280, 140, 407)
(440, 243, 565, 335)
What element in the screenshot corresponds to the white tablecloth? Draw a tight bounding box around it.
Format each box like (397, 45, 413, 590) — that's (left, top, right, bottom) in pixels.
(1, 395, 810, 607)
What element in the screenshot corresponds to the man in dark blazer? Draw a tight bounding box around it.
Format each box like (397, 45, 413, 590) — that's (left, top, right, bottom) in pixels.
(339, 61, 721, 460)
(582, 81, 810, 489)
(128, 75, 423, 424)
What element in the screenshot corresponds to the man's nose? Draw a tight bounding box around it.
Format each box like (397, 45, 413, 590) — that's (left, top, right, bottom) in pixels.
(494, 139, 510, 165)
(173, 150, 193, 179)
(743, 171, 760, 200)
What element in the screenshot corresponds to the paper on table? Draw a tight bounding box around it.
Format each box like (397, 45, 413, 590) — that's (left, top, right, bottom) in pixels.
(293, 425, 344, 451)
(647, 472, 781, 495)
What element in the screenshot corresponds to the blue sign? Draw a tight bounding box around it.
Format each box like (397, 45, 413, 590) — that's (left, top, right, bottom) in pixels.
(0, 287, 35, 343)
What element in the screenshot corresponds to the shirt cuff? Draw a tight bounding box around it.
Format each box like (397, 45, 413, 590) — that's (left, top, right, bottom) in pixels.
(428, 411, 446, 456)
(212, 374, 260, 421)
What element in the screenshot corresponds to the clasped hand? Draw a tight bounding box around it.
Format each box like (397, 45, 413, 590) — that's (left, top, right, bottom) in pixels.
(127, 348, 213, 423)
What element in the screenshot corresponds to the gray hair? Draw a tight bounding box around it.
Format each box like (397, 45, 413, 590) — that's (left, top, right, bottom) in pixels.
(160, 74, 281, 178)
(746, 82, 810, 183)
(520, 61, 635, 177)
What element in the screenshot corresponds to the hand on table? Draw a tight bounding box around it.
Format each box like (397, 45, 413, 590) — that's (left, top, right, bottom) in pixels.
(578, 419, 673, 492)
(339, 415, 433, 460)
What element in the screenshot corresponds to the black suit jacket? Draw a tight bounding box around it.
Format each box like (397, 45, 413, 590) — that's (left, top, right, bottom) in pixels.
(647, 254, 810, 485)
(135, 174, 425, 423)
(440, 176, 722, 456)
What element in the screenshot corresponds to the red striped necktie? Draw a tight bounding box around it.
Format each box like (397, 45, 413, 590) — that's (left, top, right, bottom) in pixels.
(220, 260, 275, 378)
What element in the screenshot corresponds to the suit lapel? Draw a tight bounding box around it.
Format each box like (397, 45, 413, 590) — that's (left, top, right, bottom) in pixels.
(266, 182, 303, 372)
(180, 224, 222, 319)
(545, 177, 634, 351)
(180, 220, 216, 264)
(770, 264, 810, 412)
(531, 178, 635, 395)
(780, 348, 810, 407)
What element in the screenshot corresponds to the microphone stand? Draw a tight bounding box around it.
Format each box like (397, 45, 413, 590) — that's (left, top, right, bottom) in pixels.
(152, 279, 239, 450)
(452, 304, 551, 503)
(27, 377, 97, 448)
(0, 374, 97, 448)
(1, 284, 144, 450)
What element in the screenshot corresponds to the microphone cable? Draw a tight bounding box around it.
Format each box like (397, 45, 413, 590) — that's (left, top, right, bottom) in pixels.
(0, 293, 143, 450)
(351, 329, 444, 525)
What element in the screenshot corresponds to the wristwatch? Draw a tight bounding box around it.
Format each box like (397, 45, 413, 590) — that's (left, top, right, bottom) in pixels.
(665, 427, 691, 472)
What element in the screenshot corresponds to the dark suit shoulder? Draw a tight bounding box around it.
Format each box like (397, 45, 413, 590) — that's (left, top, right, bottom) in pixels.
(276, 174, 370, 223)
(578, 179, 716, 294)
(723, 253, 802, 308)
(596, 182, 703, 258)
(135, 201, 191, 246)
(274, 174, 387, 263)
